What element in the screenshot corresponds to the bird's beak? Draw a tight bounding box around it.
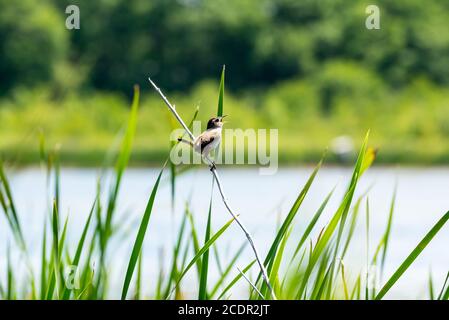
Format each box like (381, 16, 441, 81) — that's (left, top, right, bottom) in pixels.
(219, 115, 228, 122)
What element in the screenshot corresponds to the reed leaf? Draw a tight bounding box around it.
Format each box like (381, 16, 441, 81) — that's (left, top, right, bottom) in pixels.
(375, 210, 449, 299)
(199, 184, 214, 300)
(121, 163, 165, 300)
(169, 216, 236, 298)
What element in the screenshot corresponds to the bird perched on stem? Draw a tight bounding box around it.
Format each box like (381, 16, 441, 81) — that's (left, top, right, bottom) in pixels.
(178, 115, 227, 169)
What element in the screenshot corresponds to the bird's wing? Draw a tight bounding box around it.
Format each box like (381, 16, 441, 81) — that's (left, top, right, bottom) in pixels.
(195, 129, 221, 153)
(200, 135, 215, 152)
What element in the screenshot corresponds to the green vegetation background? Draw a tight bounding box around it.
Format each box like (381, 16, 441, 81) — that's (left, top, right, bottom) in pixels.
(2, 0, 449, 165)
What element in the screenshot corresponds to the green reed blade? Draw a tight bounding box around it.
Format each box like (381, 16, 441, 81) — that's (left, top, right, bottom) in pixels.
(428, 272, 434, 300)
(210, 242, 247, 298)
(380, 185, 396, 275)
(121, 163, 165, 300)
(185, 208, 202, 281)
(293, 187, 334, 259)
(169, 216, 236, 298)
(105, 85, 140, 239)
(0, 159, 25, 248)
(199, 184, 214, 300)
(437, 270, 449, 300)
(217, 260, 255, 300)
(40, 219, 47, 299)
(217, 65, 225, 117)
(257, 158, 323, 290)
(376, 211, 449, 299)
(264, 227, 291, 299)
(163, 208, 189, 299)
(61, 199, 96, 300)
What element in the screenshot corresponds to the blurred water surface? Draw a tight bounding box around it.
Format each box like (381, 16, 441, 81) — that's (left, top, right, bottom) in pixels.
(3, 166, 449, 299)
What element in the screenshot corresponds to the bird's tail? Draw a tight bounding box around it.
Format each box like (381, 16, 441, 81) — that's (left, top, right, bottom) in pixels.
(177, 137, 194, 147)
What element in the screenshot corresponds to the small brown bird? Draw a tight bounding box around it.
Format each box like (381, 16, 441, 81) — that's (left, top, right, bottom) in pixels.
(178, 115, 227, 168)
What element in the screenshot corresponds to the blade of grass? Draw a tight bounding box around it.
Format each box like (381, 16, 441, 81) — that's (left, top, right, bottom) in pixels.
(199, 181, 214, 300)
(217, 260, 255, 300)
(310, 248, 333, 299)
(282, 247, 307, 296)
(297, 132, 370, 298)
(61, 199, 96, 300)
(6, 244, 14, 300)
(214, 66, 225, 161)
(168, 216, 236, 298)
(365, 198, 370, 300)
(186, 207, 203, 279)
(217, 65, 225, 117)
(341, 261, 349, 300)
(213, 244, 224, 276)
(257, 158, 323, 292)
(162, 210, 190, 299)
(442, 280, 449, 300)
(121, 163, 165, 300)
(0, 159, 25, 248)
(328, 134, 373, 293)
(78, 233, 96, 299)
(350, 275, 362, 300)
(380, 185, 396, 275)
(54, 152, 60, 214)
(104, 85, 140, 245)
(293, 187, 334, 259)
(209, 242, 247, 298)
(45, 201, 60, 300)
(437, 270, 449, 300)
(155, 248, 165, 299)
(428, 271, 434, 300)
(375, 210, 449, 299)
(341, 191, 368, 258)
(135, 249, 143, 300)
(264, 227, 291, 299)
(73, 199, 96, 269)
(170, 106, 200, 209)
(40, 219, 47, 299)
(51, 200, 59, 299)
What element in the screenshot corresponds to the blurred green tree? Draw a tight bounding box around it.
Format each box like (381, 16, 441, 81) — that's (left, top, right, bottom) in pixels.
(0, 0, 68, 94)
(2, 0, 449, 95)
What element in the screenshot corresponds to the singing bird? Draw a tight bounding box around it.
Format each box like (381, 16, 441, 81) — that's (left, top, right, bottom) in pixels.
(178, 115, 227, 168)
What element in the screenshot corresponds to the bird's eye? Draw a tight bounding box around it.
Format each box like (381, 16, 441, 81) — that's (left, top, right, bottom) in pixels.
(214, 119, 219, 122)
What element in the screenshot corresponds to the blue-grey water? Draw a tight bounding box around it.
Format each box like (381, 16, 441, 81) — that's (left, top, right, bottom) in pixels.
(1, 166, 449, 299)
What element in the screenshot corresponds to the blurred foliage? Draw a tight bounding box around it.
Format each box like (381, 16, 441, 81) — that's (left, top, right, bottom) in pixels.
(1, 0, 449, 164)
(2, 77, 449, 165)
(0, 0, 67, 94)
(2, 0, 449, 93)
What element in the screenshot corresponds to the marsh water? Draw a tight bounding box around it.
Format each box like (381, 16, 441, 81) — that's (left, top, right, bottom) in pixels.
(3, 166, 449, 299)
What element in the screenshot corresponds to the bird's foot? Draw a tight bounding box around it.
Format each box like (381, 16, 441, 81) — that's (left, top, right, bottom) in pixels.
(210, 162, 217, 171)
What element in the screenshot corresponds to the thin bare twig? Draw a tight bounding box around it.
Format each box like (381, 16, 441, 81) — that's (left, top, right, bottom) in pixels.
(148, 77, 276, 300)
(237, 266, 265, 299)
(148, 78, 195, 141)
